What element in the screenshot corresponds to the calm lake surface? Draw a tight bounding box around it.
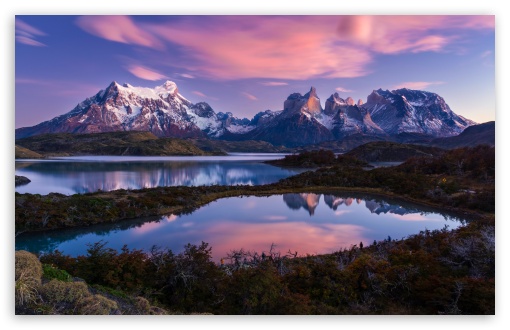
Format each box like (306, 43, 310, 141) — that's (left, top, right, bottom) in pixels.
(16, 193, 464, 261)
(15, 154, 303, 195)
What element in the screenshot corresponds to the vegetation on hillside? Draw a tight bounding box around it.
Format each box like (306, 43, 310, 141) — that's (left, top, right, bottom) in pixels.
(188, 138, 290, 153)
(266, 149, 369, 168)
(35, 215, 494, 314)
(15, 250, 169, 315)
(15, 145, 494, 235)
(344, 141, 444, 162)
(15, 145, 44, 159)
(15, 144, 495, 314)
(15, 131, 216, 156)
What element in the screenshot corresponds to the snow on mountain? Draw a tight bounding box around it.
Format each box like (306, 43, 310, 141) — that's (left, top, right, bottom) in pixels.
(16, 81, 476, 147)
(363, 88, 476, 137)
(15, 81, 252, 139)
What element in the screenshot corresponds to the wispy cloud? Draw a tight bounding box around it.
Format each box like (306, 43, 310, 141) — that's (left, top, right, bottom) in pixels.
(192, 91, 206, 97)
(16, 77, 101, 96)
(335, 87, 354, 93)
(179, 73, 195, 79)
(76, 15, 163, 49)
(15, 18, 47, 47)
(260, 81, 289, 86)
(262, 215, 288, 221)
(393, 81, 445, 90)
(481, 50, 492, 58)
(192, 91, 218, 101)
(242, 92, 258, 101)
(74, 15, 494, 81)
(127, 65, 167, 81)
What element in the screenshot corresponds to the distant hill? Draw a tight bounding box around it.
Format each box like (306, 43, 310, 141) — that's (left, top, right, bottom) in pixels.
(428, 121, 495, 149)
(188, 138, 290, 153)
(15, 131, 214, 156)
(345, 141, 444, 162)
(15, 145, 44, 159)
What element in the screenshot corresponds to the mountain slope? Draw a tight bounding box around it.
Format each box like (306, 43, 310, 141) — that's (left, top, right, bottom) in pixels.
(15, 81, 476, 148)
(428, 121, 495, 149)
(15, 131, 212, 156)
(363, 88, 475, 137)
(15, 81, 253, 140)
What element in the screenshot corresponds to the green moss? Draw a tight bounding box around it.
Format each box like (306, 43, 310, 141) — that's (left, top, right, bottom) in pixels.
(42, 264, 72, 282)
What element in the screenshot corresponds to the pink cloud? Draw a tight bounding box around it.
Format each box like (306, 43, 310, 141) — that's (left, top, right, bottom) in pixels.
(16, 36, 46, 47)
(15, 18, 46, 36)
(179, 73, 195, 79)
(76, 16, 163, 49)
(336, 15, 493, 55)
(16, 77, 101, 96)
(192, 91, 207, 97)
(335, 87, 353, 93)
(260, 81, 289, 86)
(75, 15, 494, 81)
(242, 92, 258, 101)
(393, 81, 445, 90)
(127, 65, 167, 81)
(147, 16, 372, 80)
(15, 18, 47, 47)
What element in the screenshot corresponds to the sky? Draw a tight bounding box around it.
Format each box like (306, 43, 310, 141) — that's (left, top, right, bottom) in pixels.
(15, 15, 495, 128)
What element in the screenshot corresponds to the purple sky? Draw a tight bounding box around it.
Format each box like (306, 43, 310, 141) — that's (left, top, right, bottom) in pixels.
(15, 15, 495, 128)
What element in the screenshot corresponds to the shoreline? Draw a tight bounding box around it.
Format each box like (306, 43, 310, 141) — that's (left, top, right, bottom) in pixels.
(15, 184, 490, 236)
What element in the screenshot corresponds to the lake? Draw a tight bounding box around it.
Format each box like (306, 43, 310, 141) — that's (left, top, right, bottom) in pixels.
(15, 193, 464, 261)
(15, 154, 304, 195)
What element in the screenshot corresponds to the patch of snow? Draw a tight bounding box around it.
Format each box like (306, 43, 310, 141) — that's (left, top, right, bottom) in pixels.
(227, 124, 256, 134)
(315, 114, 335, 130)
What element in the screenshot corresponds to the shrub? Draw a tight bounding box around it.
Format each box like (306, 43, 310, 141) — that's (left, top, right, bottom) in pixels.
(78, 294, 119, 315)
(40, 279, 90, 304)
(15, 251, 43, 307)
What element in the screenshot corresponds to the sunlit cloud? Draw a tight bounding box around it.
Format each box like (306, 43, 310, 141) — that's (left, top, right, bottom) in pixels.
(392, 81, 445, 90)
(16, 77, 101, 96)
(192, 91, 207, 97)
(335, 87, 354, 93)
(76, 15, 163, 49)
(192, 91, 218, 101)
(15, 18, 47, 47)
(179, 73, 195, 79)
(262, 215, 288, 221)
(480, 50, 492, 58)
(242, 92, 258, 101)
(127, 65, 167, 81)
(75, 15, 493, 81)
(336, 15, 493, 55)
(260, 81, 289, 86)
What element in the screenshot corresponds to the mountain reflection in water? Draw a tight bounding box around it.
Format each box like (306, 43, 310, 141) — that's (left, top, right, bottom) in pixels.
(15, 155, 303, 195)
(16, 193, 464, 261)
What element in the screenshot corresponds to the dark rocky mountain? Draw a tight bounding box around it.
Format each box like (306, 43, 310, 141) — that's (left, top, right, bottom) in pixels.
(363, 88, 475, 136)
(15, 81, 477, 149)
(428, 121, 495, 149)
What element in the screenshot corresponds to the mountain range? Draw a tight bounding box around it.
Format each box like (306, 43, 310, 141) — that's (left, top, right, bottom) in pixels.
(15, 80, 476, 147)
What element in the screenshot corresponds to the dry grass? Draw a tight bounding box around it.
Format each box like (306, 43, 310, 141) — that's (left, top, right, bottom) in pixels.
(15, 251, 43, 307)
(40, 279, 91, 304)
(78, 294, 120, 315)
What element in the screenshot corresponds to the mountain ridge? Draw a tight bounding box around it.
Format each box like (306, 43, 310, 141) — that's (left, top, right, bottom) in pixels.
(16, 81, 477, 147)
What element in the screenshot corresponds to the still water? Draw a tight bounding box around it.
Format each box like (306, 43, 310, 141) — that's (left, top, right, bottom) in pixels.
(16, 193, 464, 261)
(15, 154, 303, 195)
